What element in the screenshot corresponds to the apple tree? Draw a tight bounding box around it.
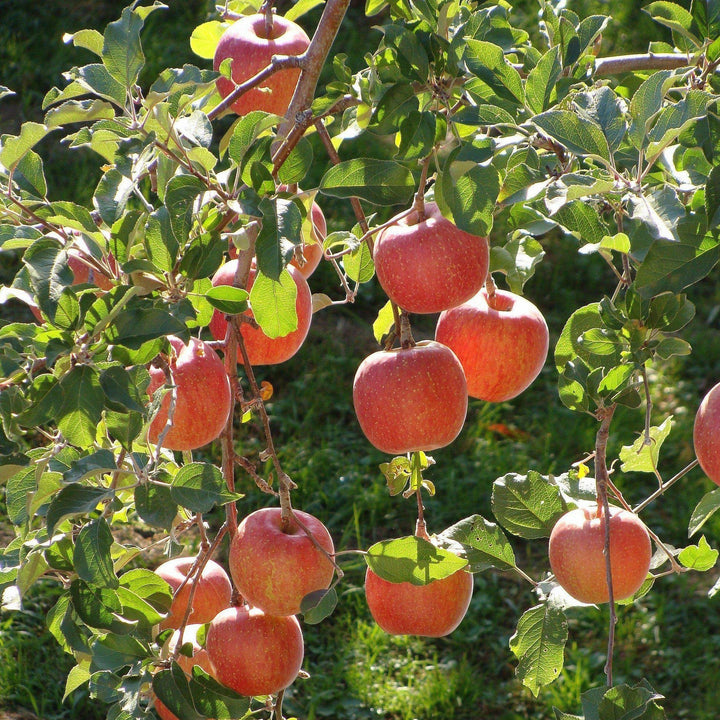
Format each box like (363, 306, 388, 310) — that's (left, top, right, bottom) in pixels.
(1, 0, 720, 718)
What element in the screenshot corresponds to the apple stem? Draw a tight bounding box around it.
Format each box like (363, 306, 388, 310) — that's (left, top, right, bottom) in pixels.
(261, 0, 274, 36)
(149, 352, 179, 467)
(484, 274, 498, 306)
(414, 489, 429, 541)
(412, 155, 432, 222)
(633, 458, 699, 513)
(399, 311, 415, 349)
(274, 689, 285, 720)
(593, 402, 617, 688)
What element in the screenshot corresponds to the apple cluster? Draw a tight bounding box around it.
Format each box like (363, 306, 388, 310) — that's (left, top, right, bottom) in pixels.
(152, 507, 336, 717)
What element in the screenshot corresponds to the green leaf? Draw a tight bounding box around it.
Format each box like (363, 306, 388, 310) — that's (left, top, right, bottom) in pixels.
(134, 482, 177, 530)
(634, 228, 720, 299)
(372, 300, 395, 343)
(343, 241, 375, 283)
(249, 268, 299, 339)
(320, 159, 415, 206)
(189, 20, 225, 59)
(100, 365, 149, 414)
(23, 239, 73, 318)
(102, 7, 147, 88)
(63, 449, 118, 484)
(553, 200, 608, 246)
(365, 536, 468, 586)
(629, 70, 678, 149)
(91, 632, 150, 672)
(492, 472, 566, 539)
(256, 197, 303, 281)
(63, 662, 92, 702)
(144, 206, 177, 274)
(489, 234, 545, 293)
(165, 175, 204, 247)
(205, 285, 249, 314)
(396, 111, 436, 160)
(277, 136, 313, 185)
(301, 587, 338, 624)
(689, 488, 720, 536)
(56, 365, 105, 447)
(463, 40, 524, 107)
(509, 604, 568, 697)
(646, 90, 711, 158)
(94, 168, 135, 225)
(170, 462, 243, 514)
(597, 680, 667, 719)
(706, 164, 720, 229)
(371, 84, 419, 134)
(152, 665, 203, 720)
(119, 568, 173, 613)
(678, 535, 719, 571)
(533, 110, 611, 163)
(13, 149, 47, 197)
(440, 515, 516, 572)
(0, 122, 52, 170)
(46, 485, 115, 536)
(655, 336, 692, 359)
(526, 46, 562, 115)
(74, 518, 118, 589)
(644, 2, 701, 46)
(435, 149, 499, 237)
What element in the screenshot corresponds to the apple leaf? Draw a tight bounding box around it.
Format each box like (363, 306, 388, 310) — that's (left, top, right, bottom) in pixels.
(439, 515, 517, 572)
(532, 110, 611, 163)
(365, 536, 468, 586)
(597, 680, 667, 719)
(489, 233, 545, 294)
(153, 664, 204, 720)
(372, 300, 395, 344)
(688, 488, 720, 537)
(204, 285, 249, 315)
(509, 603, 568, 697)
(492, 472, 565, 539)
(188, 666, 250, 719)
(170, 463, 243, 514)
(0, 121, 53, 171)
(319, 159, 415, 206)
(300, 587, 338, 624)
(70, 579, 134, 634)
(256, 197, 303, 280)
(189, 20, 225, 60)
(343, 241, 375, 283)
(74, 518, 118, 589)
(118, 568, 172, 613)
(46, 484, 115, 536)
(678, 535, 719, 571)
(249, 268, 299, 339)
(619, 416, 673, 474)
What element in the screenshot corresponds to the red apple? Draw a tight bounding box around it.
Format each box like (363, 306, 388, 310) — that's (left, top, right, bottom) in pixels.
(213, 14, 311, 116)
(435, 287, 549, 402)
(147, 336, 232, 451)
(208, 260, 312, 366)
(155, 624, 216, 720)
(68, 247, 116, 291)
(155, 556, 233, 631)
(353, 340, 468, 455)
(206, 605, 304, 697)
(373, 202, 489, 314)
(229, 506, 335, 617)
(365, 566, 473, 637)
(694, 381, 720, 485)
(548, 506, 652, 605)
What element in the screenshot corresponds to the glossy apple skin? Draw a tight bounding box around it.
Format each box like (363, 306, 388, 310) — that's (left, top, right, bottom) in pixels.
(155, 625, 216, 720)
(229, 507, 335, 617)
(693, 382, 720, 485)
(365, 566, 473, 637)
(147, 336, 232, 451)
(374, 202, 489, 314)
(206, 605, 304, 697)
(209, 260, 312, 366)
(435, 288, 549, 402)
(353, 340, 468, 455)
(213, 14, 310, 116)
(155, 557, 233, 630)
(548, 506, 652, 605)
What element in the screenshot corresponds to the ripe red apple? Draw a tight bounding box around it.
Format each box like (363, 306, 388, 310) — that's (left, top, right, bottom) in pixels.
(693, 381, 720, 485)
(365, 566, 473, 637)
(548, 506, 652, 605)
(373, 202, 489, 314)
(213, 14, 311, 116)
(435, 287, 549, 402)
(229, 506, 335, 617)
(155, 556, 233, 631)
(353, 340, 468, 455)
(208, 260, 312, 366)
(155, 624, 216, 720)
(206, 605, 304, 697)
(147, 336, 232, 451)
